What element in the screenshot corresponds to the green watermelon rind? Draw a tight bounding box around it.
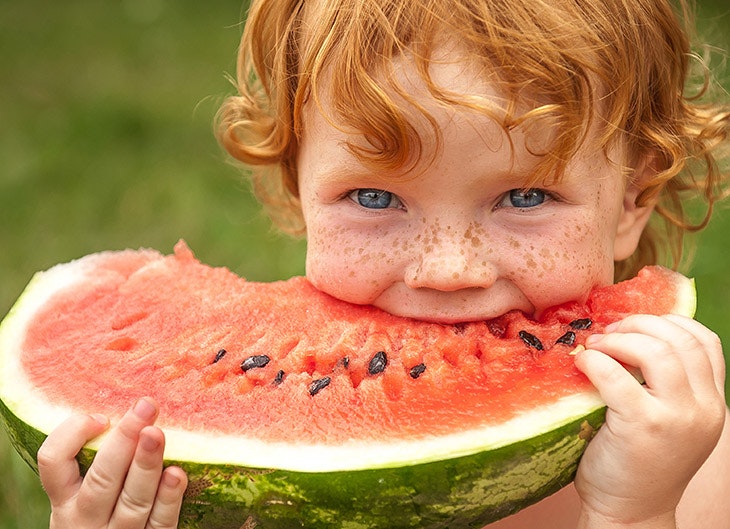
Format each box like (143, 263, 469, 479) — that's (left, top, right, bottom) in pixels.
(0, 392, 606, 529)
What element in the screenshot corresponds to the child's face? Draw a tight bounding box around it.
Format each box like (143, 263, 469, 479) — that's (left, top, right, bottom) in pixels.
(297, 49, 652, 323)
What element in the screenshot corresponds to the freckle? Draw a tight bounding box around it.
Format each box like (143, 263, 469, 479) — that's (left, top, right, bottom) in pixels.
(471, 237, 482, 248)
(425, 245, 434, 253)
(349, 271, 355, 277)
(526, 258, 537, 269)
(452, 272, 460, 279)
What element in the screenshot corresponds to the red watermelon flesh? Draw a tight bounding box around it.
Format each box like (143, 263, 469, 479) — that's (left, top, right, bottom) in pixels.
(15, 241, 692, 446)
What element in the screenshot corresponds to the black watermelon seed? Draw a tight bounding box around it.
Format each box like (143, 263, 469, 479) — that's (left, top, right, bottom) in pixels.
(241, 355, 271, 372)
(409, 363, 427, 379)
(556, 331, 576, 346)
(309, 376, 331, 396)
(213, 349, 227, 364)
(368, 351, 388, 375)
(338, 357, 350, 369)
(569, 318, 593, 330)
(487, 321, 506, 338)
(273, 370, 285, 386)
(518, 330, 544, 351)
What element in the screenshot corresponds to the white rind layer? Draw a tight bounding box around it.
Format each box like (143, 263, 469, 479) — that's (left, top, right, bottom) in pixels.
(678, 277, 697, 318)
(153, 392, 605, 471)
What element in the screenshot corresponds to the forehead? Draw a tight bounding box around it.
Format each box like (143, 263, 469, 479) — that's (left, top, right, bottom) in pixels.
(291, 0, 646, 165)
(301, 41, 567, 176)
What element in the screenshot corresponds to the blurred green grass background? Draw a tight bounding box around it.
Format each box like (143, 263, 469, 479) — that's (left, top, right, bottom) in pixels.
(0, 1, 728, 527)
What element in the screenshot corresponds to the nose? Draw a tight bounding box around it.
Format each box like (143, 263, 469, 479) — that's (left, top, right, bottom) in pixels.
(403, 224, 497, 292)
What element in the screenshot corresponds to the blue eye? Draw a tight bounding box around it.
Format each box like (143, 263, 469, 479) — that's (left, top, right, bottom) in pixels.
(503, 189, 547, 209)
(349, 188, 403, 209)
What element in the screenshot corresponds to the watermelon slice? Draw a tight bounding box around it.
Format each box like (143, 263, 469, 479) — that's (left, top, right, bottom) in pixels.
(0, 241, 696, 528)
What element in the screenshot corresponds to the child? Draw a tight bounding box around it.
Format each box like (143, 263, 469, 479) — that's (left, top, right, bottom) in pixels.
(36, 0, 730, 528)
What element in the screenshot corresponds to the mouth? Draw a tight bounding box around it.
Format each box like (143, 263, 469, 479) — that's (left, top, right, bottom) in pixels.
(401, 313, 499, 325)
(372, 284, 535, 325)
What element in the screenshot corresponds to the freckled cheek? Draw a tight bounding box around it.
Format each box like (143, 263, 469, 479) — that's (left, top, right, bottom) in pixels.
(304, 225, 400, 305)
(505, 230, 615, 308)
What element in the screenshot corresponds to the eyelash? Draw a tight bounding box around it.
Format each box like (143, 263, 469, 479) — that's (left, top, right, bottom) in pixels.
(347, 188, 554, 211)
(497, 189, 553, 210)
(348, 189, 404, 210)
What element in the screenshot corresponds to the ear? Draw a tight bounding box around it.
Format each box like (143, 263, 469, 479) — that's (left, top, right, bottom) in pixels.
(613, 154, 658, 261)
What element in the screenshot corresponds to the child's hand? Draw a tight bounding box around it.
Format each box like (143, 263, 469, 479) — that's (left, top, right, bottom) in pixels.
(37, 397, 188, 529)
(573, 314, 727, 527)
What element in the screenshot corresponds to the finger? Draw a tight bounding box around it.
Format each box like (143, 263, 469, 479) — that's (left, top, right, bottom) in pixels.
(585, 330, 691, 399)
(574, 347, 646, 412)
(600, 315, 717, 397)
(110, 426, 166, 529)
(37, 413, 110, 506)
(146, 466, 188, 529)
(663, 314, 726, 393)
(76, 398, 160, 523)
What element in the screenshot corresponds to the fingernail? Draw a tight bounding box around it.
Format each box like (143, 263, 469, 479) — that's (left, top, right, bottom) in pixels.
(163, 470, 182, 488)
(90, 413, 109, 426)
(140, 432, 161, 452)
(133, 398, 157, 420)
(604, 322, 619, 333)
(568, 344, 585, 356)
(585, 334, 601, 346)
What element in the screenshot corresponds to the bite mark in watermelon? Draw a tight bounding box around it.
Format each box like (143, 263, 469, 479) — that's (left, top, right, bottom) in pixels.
(0, 241, 696, 528)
